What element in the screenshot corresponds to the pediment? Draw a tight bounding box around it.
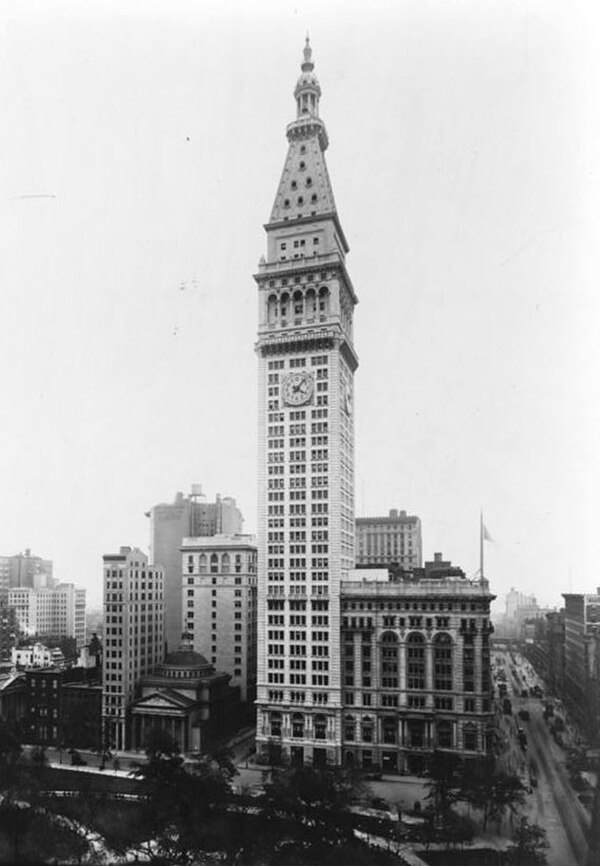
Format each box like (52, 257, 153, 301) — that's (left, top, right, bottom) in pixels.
(133, 689, 193, 711)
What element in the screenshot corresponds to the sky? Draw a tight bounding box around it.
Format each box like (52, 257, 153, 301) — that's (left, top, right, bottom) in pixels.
(1, 0, 599, 611)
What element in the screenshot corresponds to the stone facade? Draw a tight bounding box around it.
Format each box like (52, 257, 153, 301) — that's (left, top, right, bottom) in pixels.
(102, 547, 164, 751)
(130, 636, 239, 754)
(148, 488, 243, 654)
(181, 535, 257, 704)
(8, 583, 86, 647)
(356, 510, 422, 569)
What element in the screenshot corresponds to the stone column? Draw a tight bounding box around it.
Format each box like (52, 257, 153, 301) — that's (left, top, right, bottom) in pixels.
(425, 639, 434, 697)
(399, 638, 406, 696)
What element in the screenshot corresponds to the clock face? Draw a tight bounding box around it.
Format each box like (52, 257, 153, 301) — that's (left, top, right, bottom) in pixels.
(282, 371, 314, 406)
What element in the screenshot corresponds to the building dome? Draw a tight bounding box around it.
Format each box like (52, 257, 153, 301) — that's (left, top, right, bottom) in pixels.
(161, 632, 212, 674)
(163, 648, 210, 669)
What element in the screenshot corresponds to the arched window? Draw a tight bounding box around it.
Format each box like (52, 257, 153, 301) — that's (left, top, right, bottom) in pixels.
(198, 554, 207, 574)
(267, 294, 278, 323)
(221, 553, 230, 574)
(280, 292, 289, 320)
(380, 631, 398, 689)
(292, 713, 304, 738)
(305, 288, 316, 319)
(293, 289, 304, 318)
(314, 714, 327, 740)
(210, 553, 218, 574)
(407, 632, 425, 690)
(434, 633, 453, 691)
(270, 711, 282, 737)
(318, 286, 329, 315)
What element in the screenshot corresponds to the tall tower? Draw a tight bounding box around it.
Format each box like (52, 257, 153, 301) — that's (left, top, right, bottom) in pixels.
(255, 39, 358, 766)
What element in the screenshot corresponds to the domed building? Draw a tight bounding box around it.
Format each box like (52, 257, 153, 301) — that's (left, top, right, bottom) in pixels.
(130, 633, 239, 754)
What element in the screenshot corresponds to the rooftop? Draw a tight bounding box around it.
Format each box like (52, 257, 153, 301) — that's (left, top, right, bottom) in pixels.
(342, 577, 495, 599)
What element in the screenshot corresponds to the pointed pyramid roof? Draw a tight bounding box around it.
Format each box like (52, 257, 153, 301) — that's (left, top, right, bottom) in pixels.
(269, 39, 338, 225)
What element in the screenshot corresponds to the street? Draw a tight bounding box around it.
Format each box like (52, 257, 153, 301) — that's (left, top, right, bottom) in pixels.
(496, 650, 590, 866)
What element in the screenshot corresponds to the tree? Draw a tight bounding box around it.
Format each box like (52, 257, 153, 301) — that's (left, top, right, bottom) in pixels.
(503, 817, 549, 865)
(425, 750, 461, 826)
(459, 757, 525, 831)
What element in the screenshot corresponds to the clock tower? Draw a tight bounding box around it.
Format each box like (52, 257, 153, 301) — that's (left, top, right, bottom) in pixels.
(255, 39, 358, 766)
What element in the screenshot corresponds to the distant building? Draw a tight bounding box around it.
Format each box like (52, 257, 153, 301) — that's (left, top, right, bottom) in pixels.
(8, 583, 86, 647)
(356, 510, 422, 569)
(181, 534, 257, 704)
(0, 596, 18, 661)
(130, 634, 239, 754)
(102, 547, 164, 751)
(335, 559, 495, 774)
(12, 642, 64, 669)
(147, 487, 243, 653)
(0, 550, 53, 590)
(495, 587, 546, 640)
(562, 591, 600, 739)
(85, 608, 104, 641)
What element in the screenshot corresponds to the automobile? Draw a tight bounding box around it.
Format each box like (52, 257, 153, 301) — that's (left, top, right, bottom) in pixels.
(518, 709, 530, 721)
(521, 689, 529, 698)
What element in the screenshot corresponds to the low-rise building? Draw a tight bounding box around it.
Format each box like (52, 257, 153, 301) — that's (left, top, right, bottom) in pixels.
(61, 679, 103, 751)
(26, 666, 101, 747)
(12, 642, 64, 669)
(0, 671, 27, 732)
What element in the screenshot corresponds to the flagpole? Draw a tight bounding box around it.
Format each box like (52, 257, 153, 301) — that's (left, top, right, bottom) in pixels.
(480, 511, 484, 582)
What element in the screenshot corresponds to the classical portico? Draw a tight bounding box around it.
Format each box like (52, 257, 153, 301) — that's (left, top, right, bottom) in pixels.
(130, 634, 239, 754)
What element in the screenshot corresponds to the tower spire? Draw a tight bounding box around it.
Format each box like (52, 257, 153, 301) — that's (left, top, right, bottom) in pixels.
(302, 34, 313, 71)
(294, 35, 321, 120)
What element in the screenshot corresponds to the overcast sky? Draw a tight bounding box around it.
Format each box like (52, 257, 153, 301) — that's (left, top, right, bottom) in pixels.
(1, 0, 599, 611)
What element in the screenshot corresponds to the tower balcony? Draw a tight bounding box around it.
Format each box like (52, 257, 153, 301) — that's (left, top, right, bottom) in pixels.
(256, 250, 344, 276)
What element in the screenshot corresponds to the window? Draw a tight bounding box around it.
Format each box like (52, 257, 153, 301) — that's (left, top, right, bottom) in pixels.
(434, 633, 453, 691)
(437, 720, 453, 749)
(407, 632, 425, 690)
(314, 714, 327, 740)
(270, 712, 282, 737)
(463, 723, 478, 751)
(382, 717, 396, 744)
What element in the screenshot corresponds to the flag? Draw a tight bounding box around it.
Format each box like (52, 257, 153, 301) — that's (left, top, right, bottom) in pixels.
(482, 523, 494, 543)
